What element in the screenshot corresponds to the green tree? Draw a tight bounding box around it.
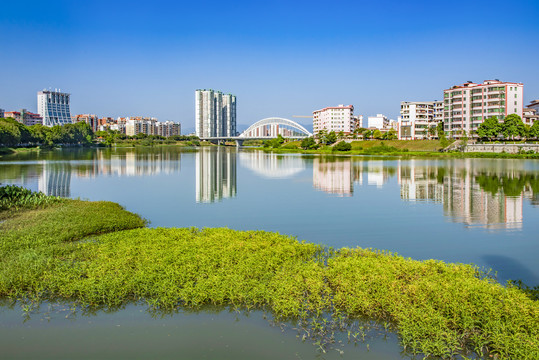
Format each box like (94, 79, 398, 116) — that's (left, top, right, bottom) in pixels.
(363, 129, 372, 140)
(317, 129, 328, 145)
(28, 124, 51, 144)
(385, 128, 398, 140)
(428, 125, 436, 140)
(326, 131, 337, 145)
(337, 131, 345, 140)
(373, 129, 382, 139)
(460, 130, 468, 146)
(0, 119, 22, 146)
(529, 121, 539, 139)
(300, 137, 318, 150)
(502, 114, 526, 140)
(436, 122, 445, 139)
(477, 116, 501, 141)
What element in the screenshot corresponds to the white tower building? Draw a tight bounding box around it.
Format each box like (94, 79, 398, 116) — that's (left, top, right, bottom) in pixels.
(37, 89, 72, 127)
(195, 89, 236, 138)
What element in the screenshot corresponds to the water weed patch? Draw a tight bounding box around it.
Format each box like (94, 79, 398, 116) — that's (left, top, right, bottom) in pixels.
(0, 196, 537, 359)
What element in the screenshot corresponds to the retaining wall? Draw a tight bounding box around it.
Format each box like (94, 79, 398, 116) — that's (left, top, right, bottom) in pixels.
(464, 144, 539, 154)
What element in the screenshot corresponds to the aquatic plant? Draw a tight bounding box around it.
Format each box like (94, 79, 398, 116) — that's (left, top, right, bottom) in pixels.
(0, 195, 538, 359)
(0, 184, 63, 211)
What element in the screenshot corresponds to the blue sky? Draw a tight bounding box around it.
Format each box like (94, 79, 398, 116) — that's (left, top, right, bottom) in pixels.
(1, 0, 538, 131)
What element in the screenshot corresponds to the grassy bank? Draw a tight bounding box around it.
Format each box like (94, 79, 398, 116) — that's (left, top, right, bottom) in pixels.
(256, 140, 539, 159)
(1, 189, 537, 359)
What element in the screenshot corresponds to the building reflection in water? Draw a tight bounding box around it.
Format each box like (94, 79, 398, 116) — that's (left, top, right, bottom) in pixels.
(33, 149, 182, 197)
(308, 156, 537, 229)
(74, 149, 182, 178)
(38, 163, 72, 197)
(239, 152, 305, 179)
(313, 157, 354, 196)
(313, 158, 392, 196)
(398, 159, 530, 229)
(196, 147, 237, 203)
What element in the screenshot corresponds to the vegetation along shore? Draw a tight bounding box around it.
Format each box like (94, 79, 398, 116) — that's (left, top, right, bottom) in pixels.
(0, 185, 537, 359)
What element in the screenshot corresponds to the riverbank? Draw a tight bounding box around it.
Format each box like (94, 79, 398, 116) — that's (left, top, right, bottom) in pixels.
(255, 140, 539, 159)
(0, 186, 537, 359)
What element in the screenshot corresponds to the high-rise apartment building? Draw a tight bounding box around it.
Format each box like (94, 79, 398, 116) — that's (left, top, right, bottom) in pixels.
(37, 89, 72, 127)
(195, 89, 236, 138)
(313, 104, 354, 135)
(399, 101, 443, 140)
(443, 80, 524, 137)
(0, 108, 4, 118)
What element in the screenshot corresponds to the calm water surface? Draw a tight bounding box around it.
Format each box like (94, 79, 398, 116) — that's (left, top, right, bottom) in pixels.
(1, 146, 538, 358)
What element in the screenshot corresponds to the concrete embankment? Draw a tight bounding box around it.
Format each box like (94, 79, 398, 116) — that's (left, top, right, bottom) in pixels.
(464, 143, 539, 154)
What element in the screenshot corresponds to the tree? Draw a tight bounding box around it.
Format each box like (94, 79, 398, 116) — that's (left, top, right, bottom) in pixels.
(363, 129, 372, 140)
(0, 119, 21, 146)
(373, 129, 382, 139)
(337, 131, 345, 140)
(428, 125, 436, 140)
(326, 131, 337, 145)
(477, 116, 501, 141)
(300, 137, 318, 150)
(461, 130, 468, 146)
(436, 122, 445, 139)
(529, 121, 539, 140)
(317, 129, 328, 145)
(383, 128, 398, 140)
(502, 114, 526, 140)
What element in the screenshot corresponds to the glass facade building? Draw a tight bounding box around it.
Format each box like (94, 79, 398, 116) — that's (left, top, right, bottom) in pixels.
(37, 89, 72, 127)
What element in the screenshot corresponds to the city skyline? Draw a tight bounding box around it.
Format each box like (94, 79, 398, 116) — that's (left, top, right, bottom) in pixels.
(1, 0, 538, 128)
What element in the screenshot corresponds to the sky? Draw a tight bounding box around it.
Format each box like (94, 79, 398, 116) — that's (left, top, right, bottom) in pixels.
(1, 0, 538, 132)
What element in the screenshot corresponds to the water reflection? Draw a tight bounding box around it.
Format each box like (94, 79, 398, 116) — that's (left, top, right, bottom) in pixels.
(1, 149, 539, 230)
(39, 163, 72, 197)
(307, 156, 537, 229)
(398, 160, 526, 229)
(196, 147, 237, 203)
(240, 151, 305, 179)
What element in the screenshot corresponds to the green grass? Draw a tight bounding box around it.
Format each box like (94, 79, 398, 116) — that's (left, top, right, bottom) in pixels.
(350, 140, 446, 151)
(0, 195, 538, 359)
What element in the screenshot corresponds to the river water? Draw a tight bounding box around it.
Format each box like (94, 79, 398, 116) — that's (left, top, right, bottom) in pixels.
(1, 146, 538, 358)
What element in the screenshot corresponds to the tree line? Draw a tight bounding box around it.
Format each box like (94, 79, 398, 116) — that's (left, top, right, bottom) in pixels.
(475, 114, 539, 141)
(0, 118, 200, 148)
(0, 117, 93, 147)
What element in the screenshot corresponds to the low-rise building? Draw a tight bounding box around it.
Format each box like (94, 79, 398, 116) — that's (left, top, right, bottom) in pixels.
(523, 108, 538, 126)
(313, 104, 354, 135)
(4, 109, 43, 126)
(527, 100, 539, 114)
(366, 114, 389, 129)
(72, 114, 99, 132)
(399, 101, 442, 140)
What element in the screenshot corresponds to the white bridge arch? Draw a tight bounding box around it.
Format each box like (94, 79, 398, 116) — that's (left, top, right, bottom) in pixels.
(239, 117, 312, 138)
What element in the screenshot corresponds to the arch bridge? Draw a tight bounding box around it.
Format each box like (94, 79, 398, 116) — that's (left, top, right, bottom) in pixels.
(201, 117, 312, 146)
(238, 117, 312, 139)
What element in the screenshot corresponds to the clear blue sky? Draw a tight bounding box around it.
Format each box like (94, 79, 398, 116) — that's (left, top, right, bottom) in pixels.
(1, 0, 538, 131)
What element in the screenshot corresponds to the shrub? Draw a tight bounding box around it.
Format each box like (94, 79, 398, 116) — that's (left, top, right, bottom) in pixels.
(281, 143, 298, 149)
(0, 184, 63, 211)
(333, 141, 351, 151)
